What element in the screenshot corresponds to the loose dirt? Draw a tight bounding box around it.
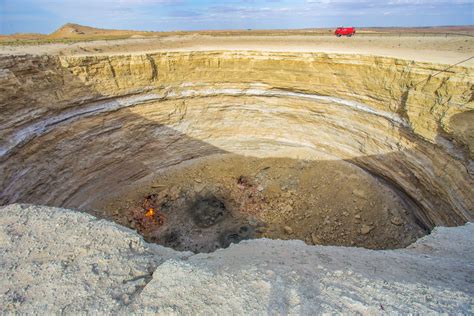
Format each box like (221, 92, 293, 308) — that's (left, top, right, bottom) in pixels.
(98, 154, 426, 253)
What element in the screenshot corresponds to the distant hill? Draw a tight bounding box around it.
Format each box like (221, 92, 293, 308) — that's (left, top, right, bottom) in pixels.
(0, 23, 158, 42)
(49, 23, 153, 39)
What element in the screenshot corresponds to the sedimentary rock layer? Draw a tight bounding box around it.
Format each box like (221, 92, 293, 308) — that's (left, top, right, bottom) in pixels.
(0, 52, 473, 228)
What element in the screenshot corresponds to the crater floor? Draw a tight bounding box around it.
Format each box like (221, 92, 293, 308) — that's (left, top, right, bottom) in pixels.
(97, 154, 426, 252)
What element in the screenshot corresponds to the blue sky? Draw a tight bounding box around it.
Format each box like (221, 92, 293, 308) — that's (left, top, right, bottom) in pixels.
(1, 0, 473, 34)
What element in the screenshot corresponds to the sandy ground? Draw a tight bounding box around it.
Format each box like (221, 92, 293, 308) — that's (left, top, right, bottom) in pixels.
(1, 34, 473, 66)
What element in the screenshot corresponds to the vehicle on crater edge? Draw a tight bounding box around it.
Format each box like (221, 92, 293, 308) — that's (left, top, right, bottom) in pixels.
(335, 27, 356, 37)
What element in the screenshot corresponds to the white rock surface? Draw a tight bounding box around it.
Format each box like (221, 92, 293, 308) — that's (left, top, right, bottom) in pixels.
(1, 204, 473, 314)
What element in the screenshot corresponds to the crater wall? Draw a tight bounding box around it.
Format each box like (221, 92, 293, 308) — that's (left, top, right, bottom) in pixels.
(0, 52, 472, 228)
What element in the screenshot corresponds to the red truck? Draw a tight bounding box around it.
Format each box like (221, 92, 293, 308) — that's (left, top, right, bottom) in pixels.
(335, 27, 356, 37)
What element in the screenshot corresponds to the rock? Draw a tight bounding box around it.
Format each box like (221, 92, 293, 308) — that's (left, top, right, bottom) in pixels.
(311, 233, 320, 245)
(360, 224, 374, 235)
(0, 204, 189, 314)
(256, 185, 264, 192)
(284, 226, 293, 234)
(168, 186, 180, 201)
(121, 294, 131, 305)
(281, 192, 292, 198)
(355, 214, 361, 220)
(194, 178, 202, 183)
(391, 216, 404, 226)
(352, 189, 366, 199)
(194, 183, 206, 193)
(248, 217, 259, 227)
(1, 204, 474, 314)
(280, 204, 293, 213)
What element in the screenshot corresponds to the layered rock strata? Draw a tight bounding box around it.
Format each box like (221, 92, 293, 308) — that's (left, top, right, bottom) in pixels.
(0, 52, 473, 229)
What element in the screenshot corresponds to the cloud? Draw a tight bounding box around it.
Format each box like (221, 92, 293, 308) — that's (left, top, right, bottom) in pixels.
(1, 0, 473, 34)
(115, 0, 183, 4)
(167, 9, 202, 17)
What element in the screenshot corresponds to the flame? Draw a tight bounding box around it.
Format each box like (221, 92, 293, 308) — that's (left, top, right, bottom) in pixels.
(145, 208, 155, 217)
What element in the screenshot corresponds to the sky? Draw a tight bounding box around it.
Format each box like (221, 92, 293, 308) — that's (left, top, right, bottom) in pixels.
(0, 0, 473, 34)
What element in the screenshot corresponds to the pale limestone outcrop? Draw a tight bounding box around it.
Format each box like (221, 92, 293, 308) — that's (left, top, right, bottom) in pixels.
(1, 204, 473, 313)
(0, 204, 190, 313)
(0, 52, 472, 228)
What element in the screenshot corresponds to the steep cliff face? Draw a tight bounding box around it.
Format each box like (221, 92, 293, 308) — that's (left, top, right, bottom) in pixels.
(0, 52, 472, 228)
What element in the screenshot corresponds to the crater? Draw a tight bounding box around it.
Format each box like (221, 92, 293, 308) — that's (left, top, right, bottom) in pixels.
(0, 52, 472, 253)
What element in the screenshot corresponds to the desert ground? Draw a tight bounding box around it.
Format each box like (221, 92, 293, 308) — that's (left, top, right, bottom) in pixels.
(1, 24, 473, 65)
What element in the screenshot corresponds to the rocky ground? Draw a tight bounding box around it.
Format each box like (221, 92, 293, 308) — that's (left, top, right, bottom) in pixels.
(97, 154, 426, 252)
(0, 204, 472, 314)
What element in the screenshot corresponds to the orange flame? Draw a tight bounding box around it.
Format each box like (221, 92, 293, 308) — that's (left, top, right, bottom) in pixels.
(145, 208, 155, 217)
